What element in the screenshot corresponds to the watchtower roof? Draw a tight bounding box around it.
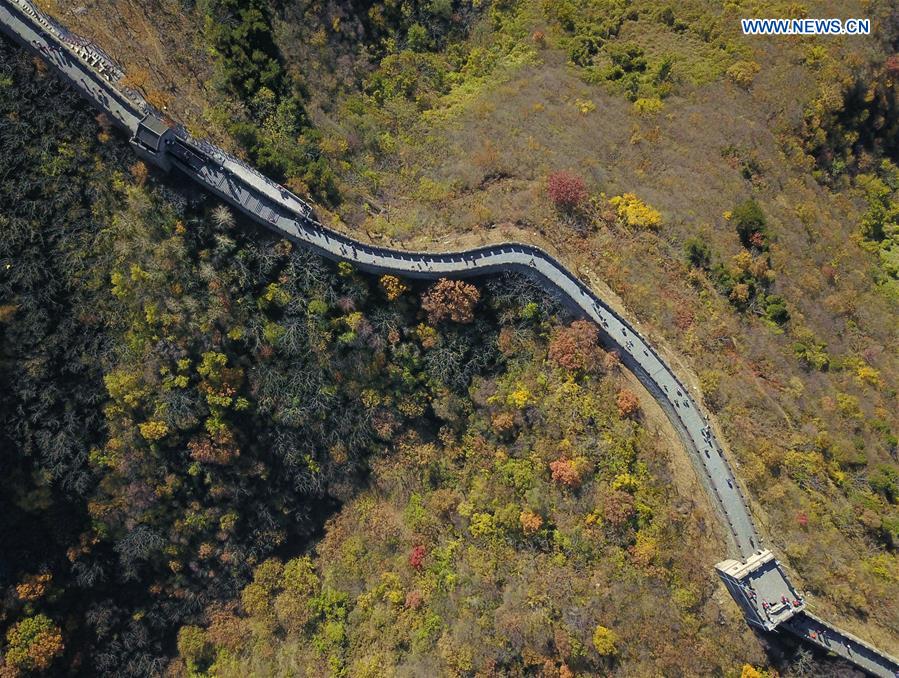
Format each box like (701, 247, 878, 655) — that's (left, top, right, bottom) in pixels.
(136, 114, 170, 152)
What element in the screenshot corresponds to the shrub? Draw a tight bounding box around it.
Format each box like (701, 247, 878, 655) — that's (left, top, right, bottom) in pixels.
(519, 510, 544, 535)
(506, 388, 531, 409)
(606, 42, 646, 74)
(684, 237, 711, 268)
(615, 388, 640, 418)
(205, 0, 284, 101)
(139, 419, 169, 441)
(729, 282, 751, 307)
(406, 23, 430, 52)
(726, 61, 761, 89)
(282, 556, 319, 596)
(763, 295, 790, 324)
(610, 193, 662, 229)
(633, 97, 663, 116)
(731, 199, 767, 248)
(870, 465, 899, 503)
(547, 171, 588, 211)
(177, 625, 210, 667)
(492, 411, 515, 433)
(793, 332, 830, 370)
(409, 545, 427, 570)
(592, 624, 618, 656)
(741, 665, 764, 678)
(603, 489, 636, 527)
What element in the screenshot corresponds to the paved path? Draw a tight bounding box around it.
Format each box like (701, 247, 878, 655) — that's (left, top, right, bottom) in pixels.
(783, 613, 899, 678)
(163, 133, 762, 559)
(2, 1, 896, 673)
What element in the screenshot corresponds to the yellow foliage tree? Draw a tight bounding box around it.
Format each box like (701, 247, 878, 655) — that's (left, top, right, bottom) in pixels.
(380, 274, 409, 301)
(139, 420, 169, 441)
(610, 193, 662, 229)
(740, 665, 764, 678)
(592, 624, 618, 656)
(727, 61, 761, 89)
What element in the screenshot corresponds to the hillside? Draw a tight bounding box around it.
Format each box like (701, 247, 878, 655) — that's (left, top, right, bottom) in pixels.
(3, 0, 899, 674)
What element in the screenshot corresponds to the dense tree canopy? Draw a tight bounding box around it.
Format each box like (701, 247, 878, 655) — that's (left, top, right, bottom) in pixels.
(3, 0, 899, 671)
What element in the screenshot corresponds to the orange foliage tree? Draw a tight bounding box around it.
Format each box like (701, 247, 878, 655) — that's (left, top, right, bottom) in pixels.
(421, 279, 480, 324)
(616, 388, 640, 418)
(380, 275, 409, 301)
(550, 457, 583, 488)
(548, 320, 601, 372)
(15, 573, 51, 602)
(519, 510, 544, 536)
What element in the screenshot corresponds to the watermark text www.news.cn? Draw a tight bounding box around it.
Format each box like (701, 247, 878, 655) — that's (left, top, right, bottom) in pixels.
(741, 18, 870, 35)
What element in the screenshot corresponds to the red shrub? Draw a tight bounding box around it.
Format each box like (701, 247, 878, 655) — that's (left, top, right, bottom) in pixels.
(409, 545, 426, 570)
(603, 490, 636, 528)
(547, 171, 588, 211)
(749, 230, 767, 249)
(405, 590, 424, 609)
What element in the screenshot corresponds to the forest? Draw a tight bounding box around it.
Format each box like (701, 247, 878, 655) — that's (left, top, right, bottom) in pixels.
(0, 36, 846, 677)
(3, 0, 899, 674)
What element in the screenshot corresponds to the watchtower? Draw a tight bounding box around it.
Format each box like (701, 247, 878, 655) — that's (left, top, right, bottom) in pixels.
(131, 113, 173, 171)
(716, 550, 805, 631)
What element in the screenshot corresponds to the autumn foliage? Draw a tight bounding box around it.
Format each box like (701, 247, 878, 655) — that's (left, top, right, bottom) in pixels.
(550, 457, 583, 488)
(548, 320, 601, 372)
(421, 278, 480, 324)
(408, 545, 427, 570)
(188, 431, 240, 465)
(380, 274, 408, 301)
(3, 614, 64, 672)
(15, 573, 51, 602)
(603, 489, 636, 528)
(592, 624, 618, 656)
(616, 388, 640, 418)
(519, 510, 544, 536)
(547, 171, 588, 211)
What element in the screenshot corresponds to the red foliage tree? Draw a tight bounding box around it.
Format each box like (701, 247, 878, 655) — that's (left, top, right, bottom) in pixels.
(409, 545, 427, 570)
(548, 320, 600, 372)
(547, 171, 588, 211)
(421, 279, 480, 324)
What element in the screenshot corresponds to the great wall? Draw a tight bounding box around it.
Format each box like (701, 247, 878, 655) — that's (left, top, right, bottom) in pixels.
(1, 1, 896, 674)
